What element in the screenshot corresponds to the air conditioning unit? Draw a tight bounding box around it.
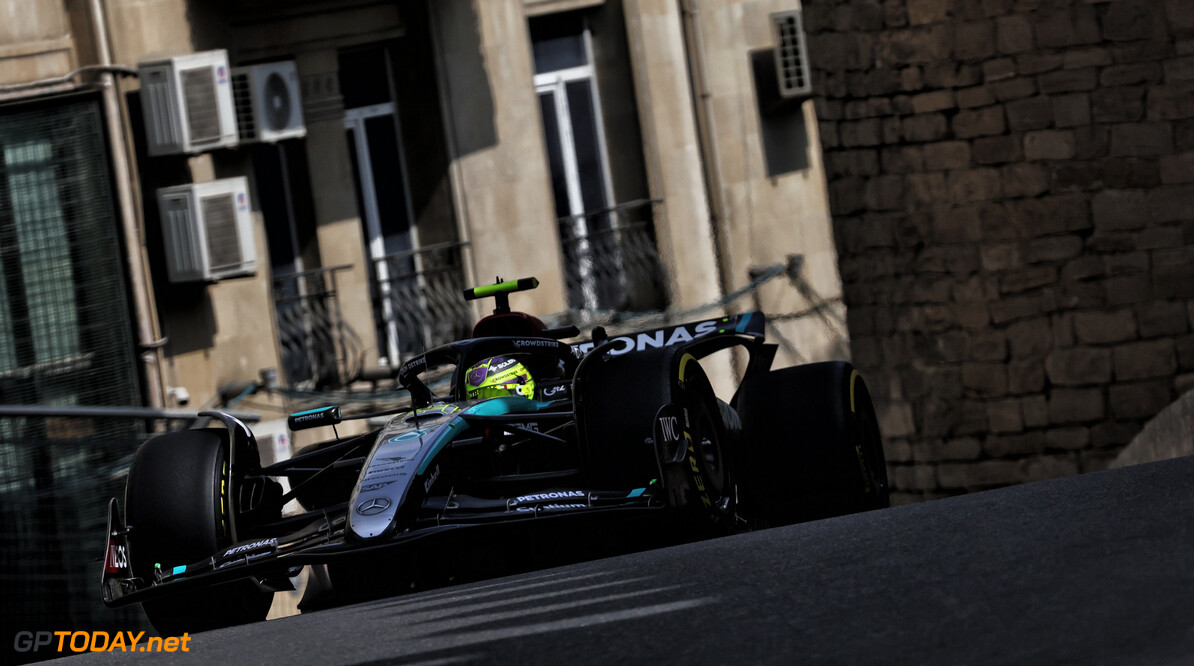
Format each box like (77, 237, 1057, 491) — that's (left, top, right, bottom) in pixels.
(771, 10, 813, 100)
(232, 61, 307, 143)
(157, 178, 258, 283)
(138, 50, 239, 156)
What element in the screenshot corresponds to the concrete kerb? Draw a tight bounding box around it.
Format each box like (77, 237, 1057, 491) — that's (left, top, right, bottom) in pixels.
(1111, 388, 1194, 469)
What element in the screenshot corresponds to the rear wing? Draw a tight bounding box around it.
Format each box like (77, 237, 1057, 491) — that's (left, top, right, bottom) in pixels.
(570, 312, 765, 357)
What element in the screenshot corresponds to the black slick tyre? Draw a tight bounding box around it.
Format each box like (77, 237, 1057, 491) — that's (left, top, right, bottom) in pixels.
(124, 429, 273, 634)
(676, 356, 735, 532)
(736, 361, 889, 527)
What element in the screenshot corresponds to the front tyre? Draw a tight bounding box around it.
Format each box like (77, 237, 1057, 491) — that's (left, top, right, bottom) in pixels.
(124, 429, 273, 634)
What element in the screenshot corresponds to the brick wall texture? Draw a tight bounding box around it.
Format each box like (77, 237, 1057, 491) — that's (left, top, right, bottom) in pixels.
(803, 0, 1194, 503)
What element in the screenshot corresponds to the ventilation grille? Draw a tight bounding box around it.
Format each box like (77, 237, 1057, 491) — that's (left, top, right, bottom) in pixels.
(772, 10, 812, 99)
(231, 72, 257, 141)
(180, 66, 221, 144)
(141, 69, 180, 147)
(161, 197, 200, 276)
(201, 193, 242, 271)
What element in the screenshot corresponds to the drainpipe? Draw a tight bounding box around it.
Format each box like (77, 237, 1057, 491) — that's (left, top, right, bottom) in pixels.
(678, 0, 732, 310)
(89, 0, 167, 409)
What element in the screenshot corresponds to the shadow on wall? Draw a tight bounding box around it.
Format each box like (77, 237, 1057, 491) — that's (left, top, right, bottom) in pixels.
(432, 0, 498, 159)
(750, 49, 811, 177)
(124, 89, 218, 354)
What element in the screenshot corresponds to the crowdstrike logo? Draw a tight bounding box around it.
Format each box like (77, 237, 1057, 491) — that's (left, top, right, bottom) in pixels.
(512, 339, 555, 348)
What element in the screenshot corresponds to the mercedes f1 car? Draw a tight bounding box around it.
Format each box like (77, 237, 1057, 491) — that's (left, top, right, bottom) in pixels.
(101, 277, 888, 634)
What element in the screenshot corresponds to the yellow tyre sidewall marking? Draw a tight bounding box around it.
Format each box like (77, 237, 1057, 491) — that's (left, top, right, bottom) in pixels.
(678, 354, 717, 518)
(678, 353, 696, 389)
(220, 460, 229, 538)
(849, 368, 859, 414)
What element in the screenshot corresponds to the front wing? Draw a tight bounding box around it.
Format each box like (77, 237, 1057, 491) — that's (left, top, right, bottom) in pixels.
(101, 485, 663, 607)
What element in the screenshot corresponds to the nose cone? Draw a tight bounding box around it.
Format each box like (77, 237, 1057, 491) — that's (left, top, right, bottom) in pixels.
(347, 427, 431, 540)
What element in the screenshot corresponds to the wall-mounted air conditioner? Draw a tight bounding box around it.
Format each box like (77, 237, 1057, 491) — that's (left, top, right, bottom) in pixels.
(157, 177, 258, 283)
(771, 9, 813, 100)
(232, 61, 307, 143)
(139, 50, 239, 156)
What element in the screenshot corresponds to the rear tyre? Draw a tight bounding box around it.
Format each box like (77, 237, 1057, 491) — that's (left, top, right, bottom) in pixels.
(125, 429, 273, 634)
(676, 358, 735, 532)
(736, 361, 889, 527)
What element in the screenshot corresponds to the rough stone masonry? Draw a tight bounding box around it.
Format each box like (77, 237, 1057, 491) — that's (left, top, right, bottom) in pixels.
(802, 0, 1194, 503)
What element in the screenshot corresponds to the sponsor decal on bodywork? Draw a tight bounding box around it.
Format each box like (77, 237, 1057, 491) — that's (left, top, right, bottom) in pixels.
(398, 355, 426, 376)
(423, 465, 441, 493)
(513, 490, 586, 503)
(221, 538, 277, 559)
(359, 481, 394, 492)
(507, 490, 589, 511)
(571, 313, 764, 357)
(104, 543, 128, 574)
(572, 321, 719, 356)
(653, 403, 689, 465)
(514, 503, 588, 513)
(512, 338, 558, 348)
(357, 497, 391, 515)
(213, 538, 279, 569)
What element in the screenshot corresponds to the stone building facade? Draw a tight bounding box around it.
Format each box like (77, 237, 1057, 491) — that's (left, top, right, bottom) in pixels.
(0, 0, 843, 442)
(803, 0, 1194, 502)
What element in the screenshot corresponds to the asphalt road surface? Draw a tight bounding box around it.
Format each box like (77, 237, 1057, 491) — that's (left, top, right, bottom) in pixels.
(67, 455, 1194, 665)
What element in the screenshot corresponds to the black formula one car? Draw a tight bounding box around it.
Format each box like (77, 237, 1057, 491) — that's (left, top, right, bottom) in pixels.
(101, 277, 888, 634)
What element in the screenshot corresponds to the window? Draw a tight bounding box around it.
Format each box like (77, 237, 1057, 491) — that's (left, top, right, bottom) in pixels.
(340, 44, 468, 366)
(531, 12, 616, 310)
(338, 45, 418, 365)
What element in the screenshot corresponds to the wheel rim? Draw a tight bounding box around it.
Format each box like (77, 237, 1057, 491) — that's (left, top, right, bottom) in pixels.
(696, 405, 730, 508)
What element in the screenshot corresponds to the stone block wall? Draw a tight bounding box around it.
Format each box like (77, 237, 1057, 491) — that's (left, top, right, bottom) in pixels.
(801, 0, 1194, 502)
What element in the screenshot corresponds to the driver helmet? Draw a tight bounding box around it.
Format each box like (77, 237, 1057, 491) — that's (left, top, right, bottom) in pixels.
(464, 355, 536, 400)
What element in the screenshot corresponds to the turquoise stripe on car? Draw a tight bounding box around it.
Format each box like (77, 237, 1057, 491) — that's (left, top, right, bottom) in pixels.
(415, 398, 550, 474)
(735, 312, 753, 333)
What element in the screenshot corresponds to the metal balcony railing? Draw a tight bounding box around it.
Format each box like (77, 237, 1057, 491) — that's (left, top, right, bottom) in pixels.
(272, 265, 363, 388)
(557, 198, 670, 314)
(372, 241, 472, 364)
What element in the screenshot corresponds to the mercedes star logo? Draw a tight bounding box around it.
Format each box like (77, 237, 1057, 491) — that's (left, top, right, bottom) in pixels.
(357, 497, 391, 516)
